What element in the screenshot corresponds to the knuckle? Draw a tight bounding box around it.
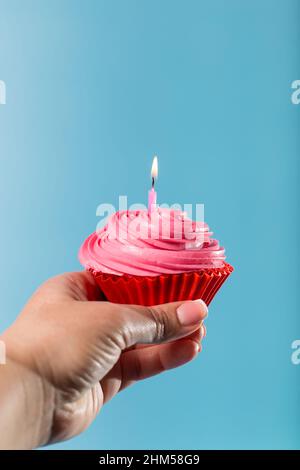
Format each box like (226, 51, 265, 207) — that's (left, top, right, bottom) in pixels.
(101, 315, 129, 351)
(110, 307, 137, 350)
(147, 306, 172, 342)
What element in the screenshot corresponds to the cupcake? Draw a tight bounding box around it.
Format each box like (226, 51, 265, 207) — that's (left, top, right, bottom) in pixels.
(79, 208, 233, 306)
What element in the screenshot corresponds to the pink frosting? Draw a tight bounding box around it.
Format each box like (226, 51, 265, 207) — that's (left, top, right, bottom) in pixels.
(79, 208, 226, 276)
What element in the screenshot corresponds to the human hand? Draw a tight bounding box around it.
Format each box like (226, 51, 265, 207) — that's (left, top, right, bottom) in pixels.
(1, 271, 207, 449)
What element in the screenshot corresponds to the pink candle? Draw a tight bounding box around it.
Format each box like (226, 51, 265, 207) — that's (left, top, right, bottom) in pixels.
(148, 187, 157, 211)
(148, 156, 158, 212)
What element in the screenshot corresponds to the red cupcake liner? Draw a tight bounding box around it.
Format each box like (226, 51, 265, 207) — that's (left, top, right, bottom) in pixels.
(91, 263, 233, 306)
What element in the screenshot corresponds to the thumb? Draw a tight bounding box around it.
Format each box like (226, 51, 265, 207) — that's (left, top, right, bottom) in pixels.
(105, 299, 208, 350)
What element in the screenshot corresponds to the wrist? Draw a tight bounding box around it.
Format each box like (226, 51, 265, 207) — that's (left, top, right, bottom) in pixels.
(0, 335, 55, 449)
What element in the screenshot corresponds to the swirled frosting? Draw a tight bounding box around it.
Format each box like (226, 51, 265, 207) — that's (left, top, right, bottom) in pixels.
(79, 208, 226, 276)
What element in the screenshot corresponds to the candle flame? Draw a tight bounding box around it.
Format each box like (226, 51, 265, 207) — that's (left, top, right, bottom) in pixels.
(151, 155, 158, 180)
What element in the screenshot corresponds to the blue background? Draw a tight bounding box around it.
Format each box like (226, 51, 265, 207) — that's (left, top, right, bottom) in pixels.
(0, 0, 299, 450)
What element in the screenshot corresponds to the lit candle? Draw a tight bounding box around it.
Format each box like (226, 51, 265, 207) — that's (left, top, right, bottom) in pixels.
(148, 156, 158, 212)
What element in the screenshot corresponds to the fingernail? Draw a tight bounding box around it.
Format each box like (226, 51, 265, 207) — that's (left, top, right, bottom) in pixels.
(177, 299, 208, 326)
(195, 299, 209, 318)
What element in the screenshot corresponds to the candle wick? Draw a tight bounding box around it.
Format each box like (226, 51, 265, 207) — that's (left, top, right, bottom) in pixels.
(152, 177, 155, 189)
